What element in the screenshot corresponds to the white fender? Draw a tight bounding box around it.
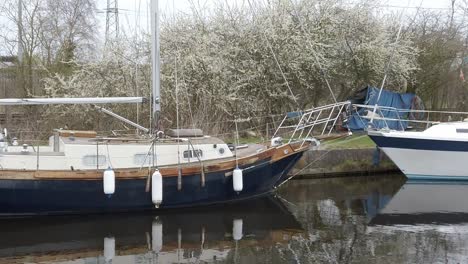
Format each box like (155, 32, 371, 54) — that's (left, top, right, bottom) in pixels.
(271, 136, 283, 147)
(233, 168, 243, 192)
(104, 236, 115, 262)
(103, 168, 115, 195)
(152, 220, 163, 253)
(233, 219, 243, 241)
(152, 170, 163, 206)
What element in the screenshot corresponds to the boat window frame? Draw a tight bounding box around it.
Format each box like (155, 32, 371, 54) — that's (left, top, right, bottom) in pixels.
(456, 128, 468, 133)
(82, 154, 107, 166)
(183, 149, 203, 159)
(134, 153, 157, 166)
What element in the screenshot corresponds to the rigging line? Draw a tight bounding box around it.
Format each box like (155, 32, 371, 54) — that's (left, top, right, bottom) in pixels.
(234, 119, 240, 168)
(246, 0, 300, 109)
(276, 134, 364, 188)
(175, 54, 181, 167)
(106, 141, 114, 169)
(135, 0, 141, 130)
(179, 59, 196, 129)
(370, 0, 416, 125)
(287, 0, 338, 104)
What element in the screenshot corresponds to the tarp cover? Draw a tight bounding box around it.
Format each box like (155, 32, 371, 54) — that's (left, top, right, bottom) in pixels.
(347, 85, 417, 131)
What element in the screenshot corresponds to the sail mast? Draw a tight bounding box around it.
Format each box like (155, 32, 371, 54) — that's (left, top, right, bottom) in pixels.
(151, 0, 161, 133)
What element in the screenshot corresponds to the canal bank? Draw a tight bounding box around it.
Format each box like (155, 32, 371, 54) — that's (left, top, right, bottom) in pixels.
(291, 147, 399, 179)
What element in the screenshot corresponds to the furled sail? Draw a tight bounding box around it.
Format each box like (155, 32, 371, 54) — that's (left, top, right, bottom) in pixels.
(0, 97, 145, 106)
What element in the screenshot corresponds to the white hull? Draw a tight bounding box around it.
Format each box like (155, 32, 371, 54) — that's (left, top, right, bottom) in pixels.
(369, 122, 468, 180)
(381, 147, 468, 179)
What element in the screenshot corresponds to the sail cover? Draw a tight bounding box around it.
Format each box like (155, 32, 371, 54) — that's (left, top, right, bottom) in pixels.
(0, 97, 144, 106)
(347, 86, 423, 131)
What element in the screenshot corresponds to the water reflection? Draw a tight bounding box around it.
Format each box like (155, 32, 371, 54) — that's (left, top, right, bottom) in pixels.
(371, 180, 468, 225)
(5, 175, 468, 263)
(280, 176, 468, 263)
(367, 180, 468, 263)
(0, 197, 304, 264)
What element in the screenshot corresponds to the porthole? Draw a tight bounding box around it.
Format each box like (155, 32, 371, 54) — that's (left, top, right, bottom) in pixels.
(219, 148, 225, 155)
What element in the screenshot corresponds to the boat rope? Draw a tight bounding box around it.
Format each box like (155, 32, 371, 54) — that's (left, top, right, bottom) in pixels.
(370, 20, 405, 125)
(276, 135, 366, 188)
(287, 0, 337, 104)
(106, 141, 114, 169)
(246, 0, 300, 109)
(181, 68, 196, 129)
(234, 119, 240, 168)
(145, 137, 158, 193)
(175, 55, 182, 191)
(275, 194, 299, 209)
(370, 0, 423, 125)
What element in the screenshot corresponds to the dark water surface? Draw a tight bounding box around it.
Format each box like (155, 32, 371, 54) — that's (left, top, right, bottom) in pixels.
(3, 174, 468, 263)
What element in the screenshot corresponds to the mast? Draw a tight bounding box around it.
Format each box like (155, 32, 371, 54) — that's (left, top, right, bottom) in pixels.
(151, 0, 161, 133)
(18, 0, 23, 63)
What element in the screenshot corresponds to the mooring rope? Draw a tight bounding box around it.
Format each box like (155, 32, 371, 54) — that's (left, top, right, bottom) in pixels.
(287, 0, 338, 104)
(277, 135, 368, 188)
(246, 0, 300, 109)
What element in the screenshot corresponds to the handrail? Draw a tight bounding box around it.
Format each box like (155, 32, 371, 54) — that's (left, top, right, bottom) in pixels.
(273, 101, 351, 144)
(353, 104, 468, 116)
(353, 103, 467, 131)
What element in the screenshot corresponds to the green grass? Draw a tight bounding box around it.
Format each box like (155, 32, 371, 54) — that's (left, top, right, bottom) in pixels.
(322, 134, 376, 149)
(222, 133, 376, 149)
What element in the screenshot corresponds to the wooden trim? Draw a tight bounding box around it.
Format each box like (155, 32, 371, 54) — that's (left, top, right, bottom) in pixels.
(58, 130, 97, 138)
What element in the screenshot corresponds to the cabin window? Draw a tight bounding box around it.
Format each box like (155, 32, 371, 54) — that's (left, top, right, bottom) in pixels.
(82, 155, 106, 166)
(456, 128, 468, 133)
(183, 149, 203, 159)
(134, 153, 157, 165)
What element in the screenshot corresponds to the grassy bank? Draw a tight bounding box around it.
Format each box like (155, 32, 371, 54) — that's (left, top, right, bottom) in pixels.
(321, 134, 376, 149)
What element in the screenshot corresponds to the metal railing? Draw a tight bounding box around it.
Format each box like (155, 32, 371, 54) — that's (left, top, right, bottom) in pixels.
(352, 104, 468, 131)
(273, 101, 351, 146)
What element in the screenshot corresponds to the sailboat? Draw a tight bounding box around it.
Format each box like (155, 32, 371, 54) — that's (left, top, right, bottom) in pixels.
(350, 15, 468, 181)
(0, 0, 332, 216)
(367, 119, 468, 180)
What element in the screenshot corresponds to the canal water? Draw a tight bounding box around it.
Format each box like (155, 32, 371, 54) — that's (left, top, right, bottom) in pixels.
(1, 174, 468, 263)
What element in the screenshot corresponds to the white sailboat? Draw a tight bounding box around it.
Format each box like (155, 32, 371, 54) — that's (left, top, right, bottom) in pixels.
(352, 14, 468, 181)
(353, 101, 468, 180)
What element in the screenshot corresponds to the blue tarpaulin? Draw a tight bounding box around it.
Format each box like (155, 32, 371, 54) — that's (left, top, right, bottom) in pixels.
(347, 86, 417, 131)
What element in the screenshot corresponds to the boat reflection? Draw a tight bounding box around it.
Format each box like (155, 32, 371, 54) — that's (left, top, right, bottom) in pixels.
(0, 196, 304, 264)
(278, 175, 406, 225)
(364, 180, 468, 263)
(370, 180, 468, 226)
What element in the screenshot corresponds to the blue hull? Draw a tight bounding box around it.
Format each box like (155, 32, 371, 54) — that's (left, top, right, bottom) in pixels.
(368, 134, 468, 152)
(0, 152, 304, 216)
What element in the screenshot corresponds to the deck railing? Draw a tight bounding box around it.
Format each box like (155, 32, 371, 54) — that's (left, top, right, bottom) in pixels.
(273, 101, 351, 146)
(352, 104, 468, 131)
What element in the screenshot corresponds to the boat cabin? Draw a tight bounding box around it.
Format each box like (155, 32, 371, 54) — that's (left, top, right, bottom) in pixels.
(0, 129, 236, 171)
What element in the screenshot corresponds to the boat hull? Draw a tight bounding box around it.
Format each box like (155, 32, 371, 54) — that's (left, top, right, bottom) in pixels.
(0, 151, 304, 216)
(369, 132, 468, 180)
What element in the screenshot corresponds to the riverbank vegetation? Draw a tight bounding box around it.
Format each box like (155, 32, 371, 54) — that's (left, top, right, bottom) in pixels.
(0, 0, 467, 139)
